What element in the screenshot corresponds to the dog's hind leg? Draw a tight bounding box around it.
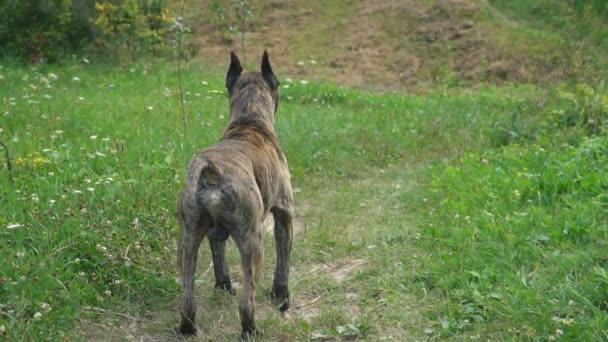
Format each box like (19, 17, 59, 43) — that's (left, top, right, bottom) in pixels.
(235, 228, 264, 340)
(270, 207, 293, 311)
(209, 231, 236, 294)
(176, 219, 205, 336)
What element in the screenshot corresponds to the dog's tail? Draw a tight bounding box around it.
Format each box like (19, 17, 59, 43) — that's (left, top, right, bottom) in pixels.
(195, 158, 234, 218)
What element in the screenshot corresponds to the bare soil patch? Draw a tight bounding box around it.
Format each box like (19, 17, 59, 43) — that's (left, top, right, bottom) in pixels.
(180, 0, 573, 90)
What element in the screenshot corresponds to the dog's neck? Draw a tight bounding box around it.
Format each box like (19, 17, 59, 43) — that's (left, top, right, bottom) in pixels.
(227, 80, 276, 131)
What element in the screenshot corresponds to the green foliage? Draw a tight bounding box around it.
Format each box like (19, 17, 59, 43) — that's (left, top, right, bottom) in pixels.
(422, 135, 608, 338)
(93, 0, 173, 62)
(0, 58, 607, 339)
(415, 77, 608, 338)
(0, 0, 172, 63)
(206, 0, 256, 50)
(0, 0, 91, 62)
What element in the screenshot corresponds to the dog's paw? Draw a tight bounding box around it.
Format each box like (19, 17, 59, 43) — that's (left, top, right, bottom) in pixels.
(240, 327, 260, 341)
(175, 323, 197, 337)
(269, 285, 290, 312)
(215, 280, 237, 295)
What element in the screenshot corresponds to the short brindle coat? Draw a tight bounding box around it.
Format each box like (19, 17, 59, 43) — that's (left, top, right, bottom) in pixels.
(176, 51, 294, 339)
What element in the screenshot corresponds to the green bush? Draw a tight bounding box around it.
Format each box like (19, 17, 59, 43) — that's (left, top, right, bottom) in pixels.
(0, 0, 172, 63)
(93, 0, 172, 62)
(0, 0, 92, 62)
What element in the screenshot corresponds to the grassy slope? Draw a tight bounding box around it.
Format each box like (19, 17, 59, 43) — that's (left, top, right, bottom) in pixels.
(2, 59, 605, 340)
(179, 0, 607, 89)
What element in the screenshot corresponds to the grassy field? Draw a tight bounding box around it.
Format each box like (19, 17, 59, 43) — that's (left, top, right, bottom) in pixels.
(0, 57, 606, 341)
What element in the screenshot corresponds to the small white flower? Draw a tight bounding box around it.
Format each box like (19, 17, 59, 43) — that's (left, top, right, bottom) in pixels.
(41, 303, 51, 313)
(48, 73, 58, 80)
(95, 151, 106, 157)
(78, 96, 85, 101)
(297, 61, 305, 66)
(201, 81, 208, 85)
(16, 251, 25, 258)
(90, 135, 97, 140)
(72, 77, 80, 82)
(146, 106, 153, 111)
(0, 324, 5, 333)
(299, 80, 309, 85)
(102, 137, 110, 141)
(84, 178, 91, 183)
(33, 312, 42, 319)
(73, 190, 82, 194)
(78, 271, 85, 277)
(104, 290, 112, 296)
(87, 187, 95, 192)
(49, 199, 56, 205)
(55, 130, 64, 135)
(7, 223, 23, 229)
(83, 58, 90, 64)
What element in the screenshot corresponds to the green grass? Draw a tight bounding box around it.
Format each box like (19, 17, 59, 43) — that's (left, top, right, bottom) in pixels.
(0, 58, 607, 341)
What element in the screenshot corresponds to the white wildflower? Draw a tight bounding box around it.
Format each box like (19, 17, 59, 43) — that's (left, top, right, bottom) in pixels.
(41, 303, 51, 313)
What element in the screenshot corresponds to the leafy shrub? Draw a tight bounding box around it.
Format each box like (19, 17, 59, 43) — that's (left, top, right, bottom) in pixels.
(0, 0, 172, 63)
(0, 0, 93, 62)
(93, 0, 173, 62)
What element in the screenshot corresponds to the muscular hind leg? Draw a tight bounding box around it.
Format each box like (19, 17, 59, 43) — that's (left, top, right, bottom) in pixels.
(176, 220, 205, 336)
(235, 228, 264, 340)
(270, 208, 293, 311)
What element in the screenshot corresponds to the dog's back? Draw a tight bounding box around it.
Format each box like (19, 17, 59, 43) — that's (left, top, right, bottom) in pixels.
(179, 70, 288, 235)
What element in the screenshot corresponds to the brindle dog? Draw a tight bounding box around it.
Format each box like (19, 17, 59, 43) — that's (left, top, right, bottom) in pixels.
(176, 51, 294, 340)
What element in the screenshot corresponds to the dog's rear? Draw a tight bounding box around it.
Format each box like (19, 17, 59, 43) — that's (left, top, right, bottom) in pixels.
(176, 51, 294, 340)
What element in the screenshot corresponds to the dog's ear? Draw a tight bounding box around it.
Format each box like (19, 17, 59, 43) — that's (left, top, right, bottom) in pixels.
(226, 51, 243, 95)
(261, 50, 279, 90)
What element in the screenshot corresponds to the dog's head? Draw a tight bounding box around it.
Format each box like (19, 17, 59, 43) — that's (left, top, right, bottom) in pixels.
(225, 51, 280, 114)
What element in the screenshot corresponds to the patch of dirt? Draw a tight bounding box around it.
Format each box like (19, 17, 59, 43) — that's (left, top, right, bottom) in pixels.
(181, 0, 573, 90)
(309, 258, 367, 283)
